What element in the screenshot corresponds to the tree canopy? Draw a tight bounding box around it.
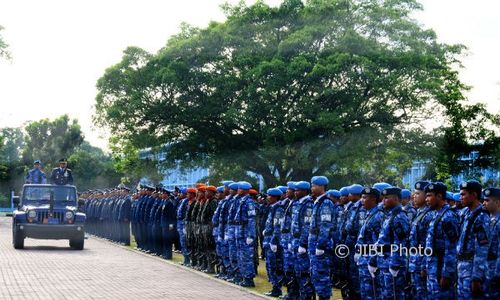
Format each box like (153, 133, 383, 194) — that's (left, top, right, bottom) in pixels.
(95, 0, 498, 187)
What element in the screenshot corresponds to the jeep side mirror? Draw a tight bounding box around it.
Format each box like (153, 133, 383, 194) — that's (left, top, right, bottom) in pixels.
(12, 196, 20, 207)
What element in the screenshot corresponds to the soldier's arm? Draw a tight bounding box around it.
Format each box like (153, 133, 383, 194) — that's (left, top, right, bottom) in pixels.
(389, 214, 410, 268)
(299, 202, 313, 248)
(441, 213, 459, 279)
(271, 208, 283, 246)
(41, 171, 47, 184)
(317, 202, 334, 250)
(471, 214, 490, 282)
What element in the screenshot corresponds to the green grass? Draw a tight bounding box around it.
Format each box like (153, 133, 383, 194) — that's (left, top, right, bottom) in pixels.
(127, 237, 342, 299)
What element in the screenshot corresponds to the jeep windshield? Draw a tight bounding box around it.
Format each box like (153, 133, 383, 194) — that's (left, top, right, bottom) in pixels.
(22, 185, 77, 204)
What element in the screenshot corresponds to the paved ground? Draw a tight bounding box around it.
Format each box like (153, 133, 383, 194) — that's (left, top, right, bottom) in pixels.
(0, 217, 265, 300)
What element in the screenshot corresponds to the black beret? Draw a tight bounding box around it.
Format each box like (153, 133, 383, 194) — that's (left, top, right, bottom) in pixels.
(460, 180, 482, 193)
(425, 182, 447, 194)
(361, 187, 380, 198)
(382, 187, 401, 197)
(414, 181, 430, 191)
(484, 188, 500, 198)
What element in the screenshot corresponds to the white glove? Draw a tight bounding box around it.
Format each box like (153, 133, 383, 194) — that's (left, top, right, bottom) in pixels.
(169, 224, 174, 230)
(354, 253, 360, 263)
(368, 265, 378, 278)
(182, 228, 186, 235)
(270, 244, 278, 253)
(315, 248, 324, 256)
(288, 243, 292, 252)
(389, 268, 399, 277)
(224, 235, 229, 241)
(246, 238, 254, 245)
(298, 246, 307, 254)
(217, 236, 222, 242)
(262, 229, 266, 236)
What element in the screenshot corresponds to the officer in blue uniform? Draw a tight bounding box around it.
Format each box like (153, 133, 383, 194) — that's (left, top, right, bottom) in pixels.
(291, 181, 314, 300)
(370, 187, 410, 299)
(423, 182, 460, 299)
(25, 160, 47, 184)
(333, 186, 350, 290)
(224, 182, 241, 283)
(356, 186, 385, 300)
(280, 181, 300, 300)
(234, 181, 257, 287)
(483, 187, 500, 298)
(263, 187, 285, 297)
(160, 189, 176, 259)
(214, 181, 234, 279)
(457, 180, 491, 299)
(118, 186, 132, 245)
(402, 189, 417, 222)
(343, 183, 365, 299)
(212, 185, 227, 276)
(50, 158, 73, 185)
(308, 176, 335, 300)
(408, 180, 434, 300)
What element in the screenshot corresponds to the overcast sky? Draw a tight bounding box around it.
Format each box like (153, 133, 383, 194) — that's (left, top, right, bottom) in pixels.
(0, 0, 499, 149)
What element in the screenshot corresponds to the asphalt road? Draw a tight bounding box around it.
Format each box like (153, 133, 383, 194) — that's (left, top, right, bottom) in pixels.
(0, 217, 265, 300)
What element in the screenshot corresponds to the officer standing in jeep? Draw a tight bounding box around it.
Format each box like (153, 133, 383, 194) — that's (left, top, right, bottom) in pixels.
(50, 158, 74, 185)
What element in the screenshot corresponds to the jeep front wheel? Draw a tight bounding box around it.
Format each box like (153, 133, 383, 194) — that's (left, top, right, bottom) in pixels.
(70, 234, 84, 250)
(13, 225, 24, 249)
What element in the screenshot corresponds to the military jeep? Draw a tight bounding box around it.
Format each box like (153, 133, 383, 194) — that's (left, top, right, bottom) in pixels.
(12, 184, 86, 250)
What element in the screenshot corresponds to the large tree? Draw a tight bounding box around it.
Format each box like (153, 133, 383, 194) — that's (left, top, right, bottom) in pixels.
(95, 0, 498, 187)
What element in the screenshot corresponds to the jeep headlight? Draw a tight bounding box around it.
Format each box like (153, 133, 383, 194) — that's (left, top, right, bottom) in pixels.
(65, 211, 74, 220)
(27, 210, 37, 219)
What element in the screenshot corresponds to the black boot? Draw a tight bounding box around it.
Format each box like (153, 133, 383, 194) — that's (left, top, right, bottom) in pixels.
(264, 285, 282, 297)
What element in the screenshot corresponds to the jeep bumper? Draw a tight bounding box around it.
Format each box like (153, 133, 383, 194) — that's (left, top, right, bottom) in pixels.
(16, 223, 85, 240)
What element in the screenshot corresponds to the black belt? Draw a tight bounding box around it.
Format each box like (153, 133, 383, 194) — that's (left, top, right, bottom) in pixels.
(487, 253, 498, 261)
(281, 229, 290, 234)
(457, 252, 474, 261)
(264, 232, 273, 237)
(234, 221, 248, 225)
(310, 228, 319, 235)
(292, 233, 300, 238)
(229, 221, 235, 225)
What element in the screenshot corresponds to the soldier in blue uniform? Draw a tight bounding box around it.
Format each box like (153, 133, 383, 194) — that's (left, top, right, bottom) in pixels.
(423, 182, 460, 299)
(342, 183, 365, 299)
(370, 187, 410, 299)
(457, 180, 491, 299)
(234, 181, 257, 287)
(224, 182, 241, 283)
(25, 160, 47, 184)
(280, 181, 300, 300)
(308, 176, 335, 300)
(50, 158, 73, 185)
(356, 186, 385, 300)
(160, 189, 176, 259)
(291, 181, 314, 300)
(333, 186, 350, 290)
(408, 180, 434, 300)
(118, 186, 132, 245)
(483, 187, 500, 298)
(263, 187, 285, 297)
(212, 185, 227, 276)
(214, 181, 234, 279)
(402, 189, 417, 222)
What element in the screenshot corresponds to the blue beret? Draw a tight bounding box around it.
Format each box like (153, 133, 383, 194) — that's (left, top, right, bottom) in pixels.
(34, 160, 41, 164)
(339, 187, 350, 197)
(238, 181, 252, 190)
(222, 180, 234, 187)
(327, 189, 341, 198)
(414, 181, 430, 191)
(277, 186, 288, 193)
(311, 176, 329, 186)
(484, 188, 500, 198)
(445, 192, 454, 201)
(287, 181, 296, 190)
(424, 182, 447, 195)
(361, 187, 380, 198)
(460, 180, 482, 193)
(229, 182, 239, 190)
(453, 193, 461, 202)
(401, 189, 412, 199)
(382, 187, 401, 197)
(373, 182, 392, 193)
(216, 186, 224, 193)
(267, 188, 283, 197)
(349, 184, 364, 195)
(295, 181, 311, 190)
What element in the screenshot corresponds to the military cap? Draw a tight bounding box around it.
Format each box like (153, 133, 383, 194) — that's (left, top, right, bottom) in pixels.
(339, 187, 350, 197)
(382, 187, 402, 197)
(206, 185, 217, 192)
(287, 181, 296, 190)
(195, 183, 206, 188)
(222, 180, 234, 187)
(277, 186, 288, 193)
(198, 185, 207, 192)
(267, 188, 283, 197)
(249, 189, 258, 195)
(327, 189, 341, 198)
(460, 180, 483, 196)
(453, 192, 461, 202)
(238, 181, 252, 190)
(362, 187, 380, 198)
(414, 180, 430, 191)
(311, 176, 329, 186)
(348, 184, 364, 195)
(445, 191, 454, 201)
(373, 182, 392, 193)
(59, 158, 67, 163)
(229, 182, 239, 191)
(187, 188, 197, 194)
(483, 188, 500, 198)
(180, 187, 188, 194)
(216, 186, 224, 193)
(424, 182, 447, 195)
(295, 181, 311, 190)
(34, 160, 41, 164)
(401, 189, 412, 199)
